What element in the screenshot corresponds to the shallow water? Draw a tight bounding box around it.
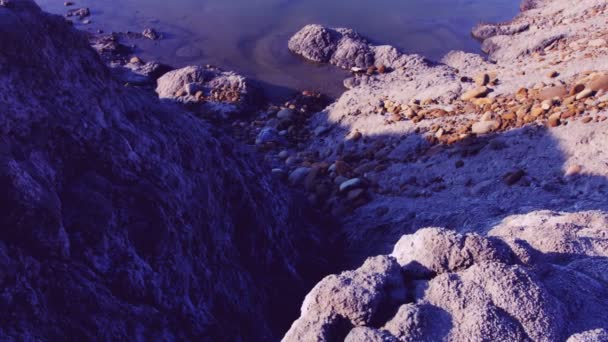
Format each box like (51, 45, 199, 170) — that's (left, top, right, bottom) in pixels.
(37, 0, 519, 99)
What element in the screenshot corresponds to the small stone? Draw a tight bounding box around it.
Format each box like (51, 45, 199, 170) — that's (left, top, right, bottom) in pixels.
(377, 64, 387, 74)
(588, 75, 608, 91)
(547, 71, 559, 78)
(277, 108, 295, 120)
(129, 56, 142, 64)
(570, 84, 586, 96)
(538, 86, 567, 100)
(474, 73, 490, 86)
(255, 127, 280, 145)
(461, 86, 490, 101)
(576, 88, 595, 100)
(531, 106, 544, 117)
(346, 188, 366, 201)
(142, 28, 161, 40)
(314, 125, 331, 136)
(565, 164, 582, 176)
(541, 99, 554, 111)
(288, 167, 311, 185)
(351, 131, 363, 141)
(471, 120, 500, 134)
(503, 169, 525, 186)
(582, 117, 593, 124)
(278, 150, 289, 159)
(547, 113, 561, 127)
(339, 178, 364, 192)
(455, 160, 465, 168)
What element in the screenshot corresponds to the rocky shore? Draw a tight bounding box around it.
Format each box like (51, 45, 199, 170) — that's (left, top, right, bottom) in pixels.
(1, 0, 608, 340)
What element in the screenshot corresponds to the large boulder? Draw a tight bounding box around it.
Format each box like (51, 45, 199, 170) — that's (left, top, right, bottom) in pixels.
(285, 219, 608, 341)
(0, 1, 320, 340)
(156, 65, 262, 116)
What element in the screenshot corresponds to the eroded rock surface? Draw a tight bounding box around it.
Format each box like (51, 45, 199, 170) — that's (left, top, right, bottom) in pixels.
(285, 218, 608, 341)
(0, 1, 319, 340)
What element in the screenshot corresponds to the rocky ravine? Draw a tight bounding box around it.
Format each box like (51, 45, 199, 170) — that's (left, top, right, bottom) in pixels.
(0, 1, 325, 341)
(279, 0, 608, 340)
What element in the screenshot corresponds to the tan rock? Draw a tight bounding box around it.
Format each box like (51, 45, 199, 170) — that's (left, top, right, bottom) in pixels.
(565, 164, 582, 176)
(538, 86, 567, 100)
(588, 75, 608, 91)
(461, 86, 490, 101)
(547, 113, 561, 127)
(576, 88, 595, 100)
(475, 73, 490, 86)
(531, 106, 545, 117)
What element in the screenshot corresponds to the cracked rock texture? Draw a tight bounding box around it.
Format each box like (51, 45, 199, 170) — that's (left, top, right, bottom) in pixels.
(0, 1, 320, 340)
(285, 219, 608, 341)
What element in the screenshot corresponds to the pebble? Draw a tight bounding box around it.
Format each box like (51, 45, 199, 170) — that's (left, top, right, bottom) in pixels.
(142, 28, 160, 40)
(277, 108, 295, 120)
(339, 178, 364, 192)
(565, 164, 582, 176)
(588, 75, 608, 91)
(475, 73, 490, 86)
(288, 167, 311, 185)
(576, 88, 595, 100)
(255, 127, 280, 145)
(314, 125, 331, 136)
(547, 70, 559, 78)
(461, 86, 490, 101)
(471, 120, 500, 134)
(503, 169, 526, 186)
(548, 113, 561, 127)
(278, 150, 289, 159)
(538, 86, 567, 100)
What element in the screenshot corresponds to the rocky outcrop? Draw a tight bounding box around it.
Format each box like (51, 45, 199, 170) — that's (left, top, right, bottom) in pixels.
(0, 1, 321, 340)
(285, 215, 608, 341)
(288, 24, 423, 70)
(156, 65, 262, 116)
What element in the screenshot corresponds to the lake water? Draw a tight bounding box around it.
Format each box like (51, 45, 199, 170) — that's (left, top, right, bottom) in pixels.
(37, 0, 519, 99)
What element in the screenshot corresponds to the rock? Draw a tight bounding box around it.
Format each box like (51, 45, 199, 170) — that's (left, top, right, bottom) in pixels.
(531, 106, 545, 117)
(541, 99, 555, 110)
(588, 38, 607, 47)
(567, 329, 608, 342)
(461, 86, 490, 101)
(288, 24, 341, 63)
(256, 127, 281, 145)
(588, 75, 608, 91)
(277, 108, 295, 120)
(314, 125, 331, 136)
(282, 256, 405, 341)
(547, 70, 559, 78)
(391, 228, 513, 276)
(289, 167, 312, 185)
(538, 86, 567, 100)
(548, 113, 561, 127)
(345, 327, 397, 342)
(576, 88, 595, 100)
(503, 169, 526, 185)
(156, 65, 260, 113)
(142, 28, 160, 40)
(0, 2, 320, 340)
(67, 7, 89, 18)
(570, 84, 586, 96)
(471, 22, 530, 40)
(471, 120, 500, 134)
(340, 178, 364, 192)
(565, 164, 582, 176)
(474, 73, 490, 86)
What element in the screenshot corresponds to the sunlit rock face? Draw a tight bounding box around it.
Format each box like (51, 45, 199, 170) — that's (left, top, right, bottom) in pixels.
(0, 1, 320, 340)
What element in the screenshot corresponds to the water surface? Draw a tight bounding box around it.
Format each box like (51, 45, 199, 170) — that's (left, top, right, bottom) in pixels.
(38, 0, 519, 99)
